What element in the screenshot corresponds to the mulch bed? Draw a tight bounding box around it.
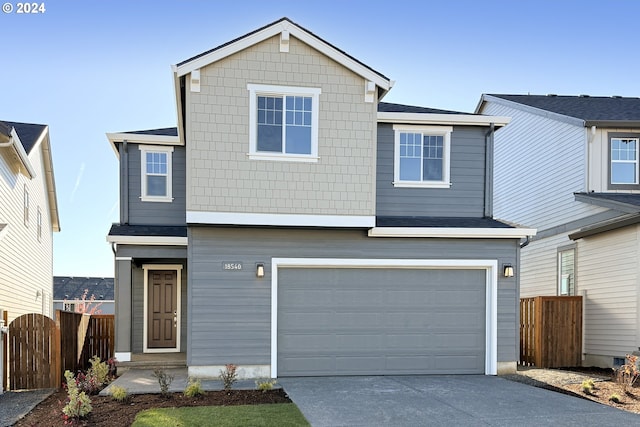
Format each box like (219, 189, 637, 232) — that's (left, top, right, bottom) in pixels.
(13, 388, 291, 426)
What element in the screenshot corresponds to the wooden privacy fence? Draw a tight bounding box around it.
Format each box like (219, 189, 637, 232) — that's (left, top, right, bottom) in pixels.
(8, 311, 114, 390)
(520, 296, 582, 368)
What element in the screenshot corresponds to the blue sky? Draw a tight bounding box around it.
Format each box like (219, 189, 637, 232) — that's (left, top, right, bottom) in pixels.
(2, 0, 639, 277)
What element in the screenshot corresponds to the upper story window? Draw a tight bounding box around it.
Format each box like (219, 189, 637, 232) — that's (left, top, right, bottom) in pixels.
(37, 207, 42, 242)
(247, 84, 320, 162)
(23, 185, 29, 226)
(558, 247, 575, 296)
(611, 137, 638, 185)
(393, 125, 452, 188)
(139, 145, 173, 202)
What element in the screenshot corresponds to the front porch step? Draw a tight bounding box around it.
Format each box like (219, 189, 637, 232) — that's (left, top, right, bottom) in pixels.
(117, 353, 187, 370)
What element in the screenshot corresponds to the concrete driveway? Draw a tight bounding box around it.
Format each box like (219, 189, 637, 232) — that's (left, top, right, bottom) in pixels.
(279, 375, 640, 426)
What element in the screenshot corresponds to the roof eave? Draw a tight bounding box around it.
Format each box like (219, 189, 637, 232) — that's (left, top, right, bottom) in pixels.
(377, 111, 510, 127)
(569, 213, 640, 240)
(476, 94, 585, 127)
(40, 130, 60, 232)
(584, 120, 640, 128)
(106, 132, 182, 157)
(368, 227, 536, 238)
(574, 193, 640, 214)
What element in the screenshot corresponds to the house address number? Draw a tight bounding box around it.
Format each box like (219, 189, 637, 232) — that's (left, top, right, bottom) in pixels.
(223, 262, 243, 271)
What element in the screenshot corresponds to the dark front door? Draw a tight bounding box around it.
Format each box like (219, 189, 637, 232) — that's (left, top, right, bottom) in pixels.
(148, 270, 177, 349)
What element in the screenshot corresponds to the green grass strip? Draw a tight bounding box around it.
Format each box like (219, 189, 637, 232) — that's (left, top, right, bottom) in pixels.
(132, 403, 310, 427)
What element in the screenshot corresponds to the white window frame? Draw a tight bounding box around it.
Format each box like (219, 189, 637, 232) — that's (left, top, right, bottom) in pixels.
(558, 247, 576, 296)
(139, 145, 173, 203)
(611, 137, 639, 185)
(392, 124, 452, 188)
(247, 84, 321, 162)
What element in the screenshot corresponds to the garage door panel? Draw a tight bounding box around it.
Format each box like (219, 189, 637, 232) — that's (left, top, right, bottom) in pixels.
(278, 268, 486, 376)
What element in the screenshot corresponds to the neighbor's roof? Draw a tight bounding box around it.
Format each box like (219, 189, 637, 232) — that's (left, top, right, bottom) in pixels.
(575, 192, 640, 213)
(379, 102, 510, 127)
(479, 94, 640, 127)
(53, 277, 114, 301)
(2, 121, 48, 154)
(378, 102, 468, 115)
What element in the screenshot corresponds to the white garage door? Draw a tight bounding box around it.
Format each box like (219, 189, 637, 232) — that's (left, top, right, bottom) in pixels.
(277, 267, 486, 376)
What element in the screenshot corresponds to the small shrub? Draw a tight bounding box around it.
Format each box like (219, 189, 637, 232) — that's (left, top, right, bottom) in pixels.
(107, 357, 118, 378)
(152, 368, 174, 397)
(610, 393, 622, 403)
(581, 380, 593, 395)
(220, 364, 238, 392)
(62, 370, 92, 421)
(184, 377, 205, 398)
(108, 385, 129, 402)
(255, 378, 277, 392)
(615, 354, 640, 392)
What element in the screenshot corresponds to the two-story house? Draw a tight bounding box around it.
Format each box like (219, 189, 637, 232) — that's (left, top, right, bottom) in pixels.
(0, 120, 60, 323)
(107, 18, 534, 378)
(477, 94, 640, 368)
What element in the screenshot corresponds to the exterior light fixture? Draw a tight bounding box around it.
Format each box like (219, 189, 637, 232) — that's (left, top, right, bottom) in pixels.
(503, 264, 514, 278)
(256, 263, 265, 278)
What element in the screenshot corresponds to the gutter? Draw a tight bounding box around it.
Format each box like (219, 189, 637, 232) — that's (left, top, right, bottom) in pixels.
(0, 127, 36, 178)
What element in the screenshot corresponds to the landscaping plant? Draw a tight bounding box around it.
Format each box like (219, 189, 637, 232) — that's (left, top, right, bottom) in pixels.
(62, 370, 93, 423)
(220, 364, 238, 392)
(77, 356, 110, 394)
(615, 354, 640, 393)
(609, 393, 622, 403)
(255, 378, 277, 392)
(152, 368, 174, 397)
(184, 377, 205, 398)
(108, 385, 130, 402)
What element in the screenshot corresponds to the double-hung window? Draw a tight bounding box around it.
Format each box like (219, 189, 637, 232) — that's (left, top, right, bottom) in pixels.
(393, 125, 452, 188)
(558, 247, 576, 296)
(247, 84, 320, 162)
(611, 137, 639, 185)
(139, 145, 173, 202)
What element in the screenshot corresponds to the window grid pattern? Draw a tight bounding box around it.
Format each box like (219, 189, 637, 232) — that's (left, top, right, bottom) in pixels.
(611, 138, 638, 184)
(145, 152, 168, 197)
(399, 133, 444, 181)
(257, 95, 312, 155)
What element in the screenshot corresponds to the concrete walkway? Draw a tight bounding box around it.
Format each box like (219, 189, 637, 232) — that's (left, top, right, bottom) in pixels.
(279, 375, 640, 427)
(99, 368, 266, 396)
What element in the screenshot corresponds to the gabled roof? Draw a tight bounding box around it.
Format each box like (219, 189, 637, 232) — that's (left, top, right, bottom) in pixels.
(107, 224, 188, 246)
(174, 17, 391, 90)
(378, 102, 510, 127)
(53, 276, 114, 301)
(0, 120, 60, 231)
(106, 127, 181, 157)
(575, 192, 640, 214)
(478, 94, 640, 127)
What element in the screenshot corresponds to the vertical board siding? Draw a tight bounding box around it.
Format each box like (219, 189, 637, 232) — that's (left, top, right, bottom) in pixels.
(481, 102, 605, 230)
(520, 296, 582, 368)
(0, 144, 55, 322)
(188, 227, 519, 366)
(187, 36, 376, 216)
(127, 144, 186, 226)
(577, 226, 639, 356)
(376, 124, 487, 217)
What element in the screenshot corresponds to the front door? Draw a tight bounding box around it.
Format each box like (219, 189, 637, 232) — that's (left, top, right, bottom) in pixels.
(147, 270, 177, 349)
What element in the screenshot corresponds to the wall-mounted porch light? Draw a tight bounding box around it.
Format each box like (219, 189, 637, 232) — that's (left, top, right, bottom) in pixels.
(256, 263, 265, 278)
(503, 264, 514, 278)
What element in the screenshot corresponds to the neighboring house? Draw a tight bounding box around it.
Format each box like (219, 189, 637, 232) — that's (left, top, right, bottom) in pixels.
(106, 18, 534, 378)
(53, 276, 115, 315)
(477, 94, 640, 368)
(0, 121, 60, 323)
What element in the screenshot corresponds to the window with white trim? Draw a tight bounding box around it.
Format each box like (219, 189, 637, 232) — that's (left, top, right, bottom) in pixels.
(247, 84, 320, 162)
(23, 185, 29, 226)
(139, 145, 173, 202)
(611, 137, 639, 185)
(393, 125, 452, 188)
(558, 247, 575, 296)
(37, 207, 42, 242)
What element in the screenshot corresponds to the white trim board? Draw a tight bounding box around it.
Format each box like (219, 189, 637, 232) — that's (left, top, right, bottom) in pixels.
(187, 211, 375, 228)
(368, 227, 537, 238)
(269, 258, 499, 377)
(378, 112, 511, 127)
(142, 264, 183, 354)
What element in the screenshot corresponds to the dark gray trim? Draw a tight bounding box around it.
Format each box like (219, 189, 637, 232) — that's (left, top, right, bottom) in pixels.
(531, 210, 625, 240)
(115, 258, 132, 353)
(586, 120, 640, 128)
(121, 141, 129, 224)
(569, 213, 640, 240)
(607, 132, 640, 190)
(575, 192, 640, 214)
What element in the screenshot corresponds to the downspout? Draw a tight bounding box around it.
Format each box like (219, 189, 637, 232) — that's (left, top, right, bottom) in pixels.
(121, 140, 129, 225)
(585, 125, 596, 191)
(484, 123, 495, 218)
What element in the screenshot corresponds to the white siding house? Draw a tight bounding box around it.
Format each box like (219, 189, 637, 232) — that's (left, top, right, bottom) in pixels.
(0, 121, 60, 324)
(477, 94, 640, 367)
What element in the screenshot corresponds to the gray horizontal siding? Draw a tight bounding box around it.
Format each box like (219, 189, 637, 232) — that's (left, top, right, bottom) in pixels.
(187, 227, 519, 367)
(376, 123, 487, 217)
(126, 143, 186, 226)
